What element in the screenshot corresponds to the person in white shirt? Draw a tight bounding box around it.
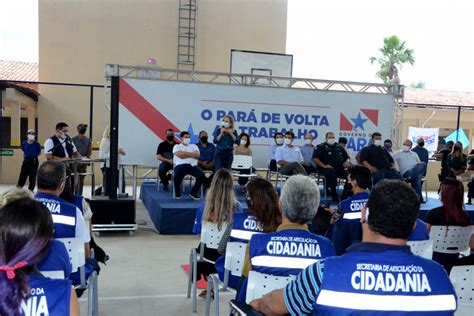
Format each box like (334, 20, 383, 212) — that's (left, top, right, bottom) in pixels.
(275, 131, 307, 176)
(173, 131, 206, 199)
(99, 126, 126, 196)
(393, 139, 426, 202)
(44, 122, 81, 161)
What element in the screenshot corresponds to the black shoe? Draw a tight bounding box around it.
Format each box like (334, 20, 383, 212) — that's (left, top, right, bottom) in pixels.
(190, 193, 200, 200)
(175, 192, 181, 199)
(163, 185, 169, 192)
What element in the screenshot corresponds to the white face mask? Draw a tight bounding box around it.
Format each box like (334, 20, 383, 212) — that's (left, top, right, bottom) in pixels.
(27, 135, 35, 141)
(284, 138, 292, 145)
(182, 138, 190, 145)
(305, 139, 312, 145)
(373, 139, 382, 147)
(222, 121, 230, 128)
(240, 139, 247, 146)
(326, 138, 336, 145)
(402, 145, 410, 152)
(276, 138, 284, 145)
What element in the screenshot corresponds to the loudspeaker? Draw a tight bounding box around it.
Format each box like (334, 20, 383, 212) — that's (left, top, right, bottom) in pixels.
(88, 197, 136, 225)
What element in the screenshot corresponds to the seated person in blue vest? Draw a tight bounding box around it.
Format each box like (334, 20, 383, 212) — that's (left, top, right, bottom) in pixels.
(275, 131, 307, 176)
(213, 115, 240, 170)
(44, 122, 81, 161)
(237, 175, 336, 303)
(331, 166, 371, 255)
(190, 169, 240, 298)
(313, 132, 351, 201)
(212, 178, 282, 293)
(17, 129, 41, 192)
(0, 187, 73, 279)
(412, 138, 429, 176)
(0, 198, 80, 316)
(268, 132, 284, 172)
(172, 131, 206, 199)
(300, 133, 318, 175)
(393, 139, 427, 202)
(35, 161, 99, 291)
(156, 128, 177, 192)
(250, 180, 457, 315)
(196, 130, 216, 187)
(359, 132, 402, 185)
(234, 133, 254, 193)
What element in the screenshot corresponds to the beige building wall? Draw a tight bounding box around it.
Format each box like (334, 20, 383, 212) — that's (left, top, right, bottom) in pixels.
(1, 0, 288, 184)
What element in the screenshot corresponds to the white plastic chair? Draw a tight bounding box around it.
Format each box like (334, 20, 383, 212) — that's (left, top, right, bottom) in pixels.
(245, 270, 295, 304)
(407, 239, 433, 259)
(57, 238, 98, 316)
(232, 155, 258, 179)
(205, 242, 247, 316)
(187, 221, 228, 313)
(429, 226, 473, 254)
(450, 265, 474, 316)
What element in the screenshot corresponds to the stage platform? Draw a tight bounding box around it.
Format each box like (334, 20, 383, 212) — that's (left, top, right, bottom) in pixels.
(140, 182, 474, 235)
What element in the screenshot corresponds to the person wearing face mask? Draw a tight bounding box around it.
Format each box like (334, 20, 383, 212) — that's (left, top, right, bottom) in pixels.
(234, 133, 254, 192)
(196, 130, 216, 173)
(275, 131, 307, 176)
(338, 137, 358, 165)
(447, 141, 467, 177)
(383, 139, 395, 156)
(172, 131, 205, 199)
(156, 128, 178, 191)
(393, 139, 426, 202)
(71, 124, 92, 195)
(268, 132, 284, 172)
(412, 138, 429, 175)
(313, 132, 350, 201)
(359, 132, 402, 185)
(17, 129, 42, 191)
(330, 166, 371, 255)
(213, 115, 239, 170)
(44, 122, 81, 161)
(299, 133, 317, 174)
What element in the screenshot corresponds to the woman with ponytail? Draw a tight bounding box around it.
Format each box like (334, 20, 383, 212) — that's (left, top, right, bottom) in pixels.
(0, 198, 79, 316)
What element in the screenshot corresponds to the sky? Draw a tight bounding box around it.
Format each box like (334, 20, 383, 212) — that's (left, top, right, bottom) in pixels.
(0, 0, 473, 91)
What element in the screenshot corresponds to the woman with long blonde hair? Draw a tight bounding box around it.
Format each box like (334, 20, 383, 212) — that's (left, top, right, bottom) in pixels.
(192, 168, 241, 298)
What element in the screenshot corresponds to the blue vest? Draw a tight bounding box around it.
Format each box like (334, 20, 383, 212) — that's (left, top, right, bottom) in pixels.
(249, 227, 336, 276)
(21, 274, 72, 316)
(340, 191, 369, 221)
(314, 245, 457, 315)
(50, 135, 74, 158)
(36, 193, 77, 239)
(230, 212, 264, 243)
(37, 240, 73, 279)
(408, 219, 430, 241)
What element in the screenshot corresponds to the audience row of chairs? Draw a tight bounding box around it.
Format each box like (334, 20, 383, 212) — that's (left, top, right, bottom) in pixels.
(189, 223, 473, 316)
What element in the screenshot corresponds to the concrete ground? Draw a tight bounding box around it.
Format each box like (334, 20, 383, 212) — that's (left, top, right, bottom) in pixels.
(0, 184, 233, 316)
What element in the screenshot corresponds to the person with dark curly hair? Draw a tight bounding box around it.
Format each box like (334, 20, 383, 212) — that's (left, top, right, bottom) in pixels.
(250, 180, 457, 316)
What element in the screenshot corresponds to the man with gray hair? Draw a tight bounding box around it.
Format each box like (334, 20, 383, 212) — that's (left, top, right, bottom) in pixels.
(236, 175, 335, 303)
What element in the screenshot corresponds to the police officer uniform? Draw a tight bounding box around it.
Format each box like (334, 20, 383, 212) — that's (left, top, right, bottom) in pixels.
(21, 274, 72, 316)
(313, 243, 457, 315)
(313, 143, 349, 200)
(332, 191, 369, 255)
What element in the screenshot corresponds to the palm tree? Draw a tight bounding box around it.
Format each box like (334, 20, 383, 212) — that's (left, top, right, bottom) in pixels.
(369, 35, 415, 84)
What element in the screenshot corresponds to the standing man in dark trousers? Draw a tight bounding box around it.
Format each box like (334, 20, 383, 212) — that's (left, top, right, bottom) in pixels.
(156, 128, 177, 191)
(17, 129, 41, 191)
(72, 123, 92, 195)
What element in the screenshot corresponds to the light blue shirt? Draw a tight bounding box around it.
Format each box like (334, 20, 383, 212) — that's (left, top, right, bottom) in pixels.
(268, 144, 281, 161)
(393, 150, 421, 175)
(275, 145, 304, 163)
(299, 145, 316, 167)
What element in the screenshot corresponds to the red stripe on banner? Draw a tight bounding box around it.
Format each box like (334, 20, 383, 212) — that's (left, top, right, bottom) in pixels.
(119, 78, 180, 139)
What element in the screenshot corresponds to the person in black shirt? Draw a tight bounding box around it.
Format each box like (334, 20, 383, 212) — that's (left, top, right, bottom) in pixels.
(313, 132, 350, 201)
(359, 132, 401, 185)
(433, 141, 454, 183)
(467, 149, 474, 204)
(156, 129, 177, 191)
